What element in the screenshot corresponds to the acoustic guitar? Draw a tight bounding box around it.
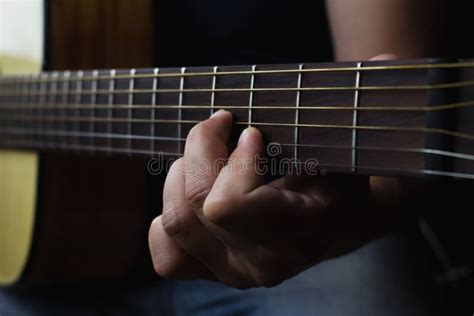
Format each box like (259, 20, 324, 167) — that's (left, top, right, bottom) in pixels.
(0, 0, 473, 288)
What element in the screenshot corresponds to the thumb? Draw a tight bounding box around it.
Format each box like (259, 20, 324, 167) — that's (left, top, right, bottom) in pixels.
(204, 182, 324, 244)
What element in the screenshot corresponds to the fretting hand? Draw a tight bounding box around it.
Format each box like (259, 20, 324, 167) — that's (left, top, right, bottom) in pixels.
(149, 103, 409, 288)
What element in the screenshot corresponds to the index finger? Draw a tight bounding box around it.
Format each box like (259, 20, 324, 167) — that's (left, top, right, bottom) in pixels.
(183, 110, 233, 212)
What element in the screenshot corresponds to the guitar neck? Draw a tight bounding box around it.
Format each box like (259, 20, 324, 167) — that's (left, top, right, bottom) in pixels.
(1, 58, 474, 179)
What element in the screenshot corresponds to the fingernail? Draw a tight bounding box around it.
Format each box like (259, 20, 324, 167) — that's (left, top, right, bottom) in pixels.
(238, 127, 256, 145)
(210, 109, 227, 119)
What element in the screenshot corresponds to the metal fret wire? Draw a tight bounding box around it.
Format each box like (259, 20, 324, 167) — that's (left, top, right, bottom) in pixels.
(351, 62, 362, 173)
(20, 76, 30, 143)
(75, 71, 84, 149)
(210, 66, 218, 116)
(294, 64, 303, 161)
(108, 69, 116, 154)
(2, 60, 474, 84)
(48, 72, 59, 149)
(150, 68, 159, 154)
(127, 69, 136, 155)
(91, 70, 99, 151)
(51, 72, 58, 146)
(38, 73, 47, 148)
(61, 71, 71, 150)
(248, 65, 256, 127)
(178, 67, 185, 154)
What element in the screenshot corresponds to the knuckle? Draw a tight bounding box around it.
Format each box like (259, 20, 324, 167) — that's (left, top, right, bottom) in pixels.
(161, 205, 187, 237)
(165, 158, 187, 184)
(202, 198, 233, 225)
(187, 122, 210, 143)
(149, 216, 161, 234)
(168, 157, 185, 174)
(185, 182, 211, 209)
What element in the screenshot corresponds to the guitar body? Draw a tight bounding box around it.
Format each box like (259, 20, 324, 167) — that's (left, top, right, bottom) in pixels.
(0, 151, 38, 286)
(0, 1, 43, 286)
(0, 0, 159, 287)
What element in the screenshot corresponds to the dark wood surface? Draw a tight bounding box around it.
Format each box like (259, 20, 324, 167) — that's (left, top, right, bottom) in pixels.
(23, 154, 154, 286)
(46, 0, 154, 70)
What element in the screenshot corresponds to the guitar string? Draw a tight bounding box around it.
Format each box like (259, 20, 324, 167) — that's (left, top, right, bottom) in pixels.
(2, 137, 473, 180)
(1, 60, 474, 84)
(0, 100, 473, 112)
(1, 115, 474, 141)
(2, 64, 473, 179)
(2, 79, 474, 96)
(2, 62, 473, 157)
(1, 126, 473, 162)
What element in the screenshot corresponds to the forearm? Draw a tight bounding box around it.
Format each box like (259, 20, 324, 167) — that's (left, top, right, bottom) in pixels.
(325, 0, 448, 61)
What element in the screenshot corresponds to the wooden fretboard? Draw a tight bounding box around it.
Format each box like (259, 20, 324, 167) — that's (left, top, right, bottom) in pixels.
(1, 58, 473, 179)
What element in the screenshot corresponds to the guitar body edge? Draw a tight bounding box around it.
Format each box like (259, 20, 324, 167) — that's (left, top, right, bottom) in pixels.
(0, 150, 39, 286)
